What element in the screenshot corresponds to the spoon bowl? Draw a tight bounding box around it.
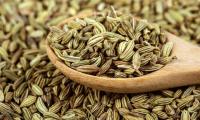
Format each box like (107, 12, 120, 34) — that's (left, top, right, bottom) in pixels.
(46, 12, 200, 93)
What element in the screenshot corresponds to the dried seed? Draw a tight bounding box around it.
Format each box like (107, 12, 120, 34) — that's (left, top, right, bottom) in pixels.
(97, 59, 112, 75)
(73, 94, 85, 108)
(145, 114, 154, 120)
(161, 41, 173, 57)
(165, 105, 175, 115)
(123, 115, 144, 120)
(153, 98, 174, 105)
(43, 112, 60, 119)
(76, 65, 99, 73)
(0, 90, 4, 102)
(20, 95, 37, 107)
(10, 102, 22, 114)
(0, 102, 14, 115)
(132, 51, 141, 69)
(181, 110, 190, 120)
(154, 111, 168, 119)
(49, 101, 61, 113)
(32, 84, 44, 96)
(35, 97, 48, 114)
(32, 113, 43, 120)
(0, 47, 9, 61)
(22, 107, 32, 120)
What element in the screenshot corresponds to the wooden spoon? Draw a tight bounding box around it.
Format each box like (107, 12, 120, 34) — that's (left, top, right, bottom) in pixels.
(46, 12, 200, 93)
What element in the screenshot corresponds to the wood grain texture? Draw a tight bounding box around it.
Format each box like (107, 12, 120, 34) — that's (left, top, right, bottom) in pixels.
(46, 13, 200, 93)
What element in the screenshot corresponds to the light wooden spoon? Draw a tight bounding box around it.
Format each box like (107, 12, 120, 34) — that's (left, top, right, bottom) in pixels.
(46, 13, 200, 93)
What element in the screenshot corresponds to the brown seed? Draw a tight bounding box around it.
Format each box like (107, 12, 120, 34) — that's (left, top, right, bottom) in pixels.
(97, 59, 112, 75)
